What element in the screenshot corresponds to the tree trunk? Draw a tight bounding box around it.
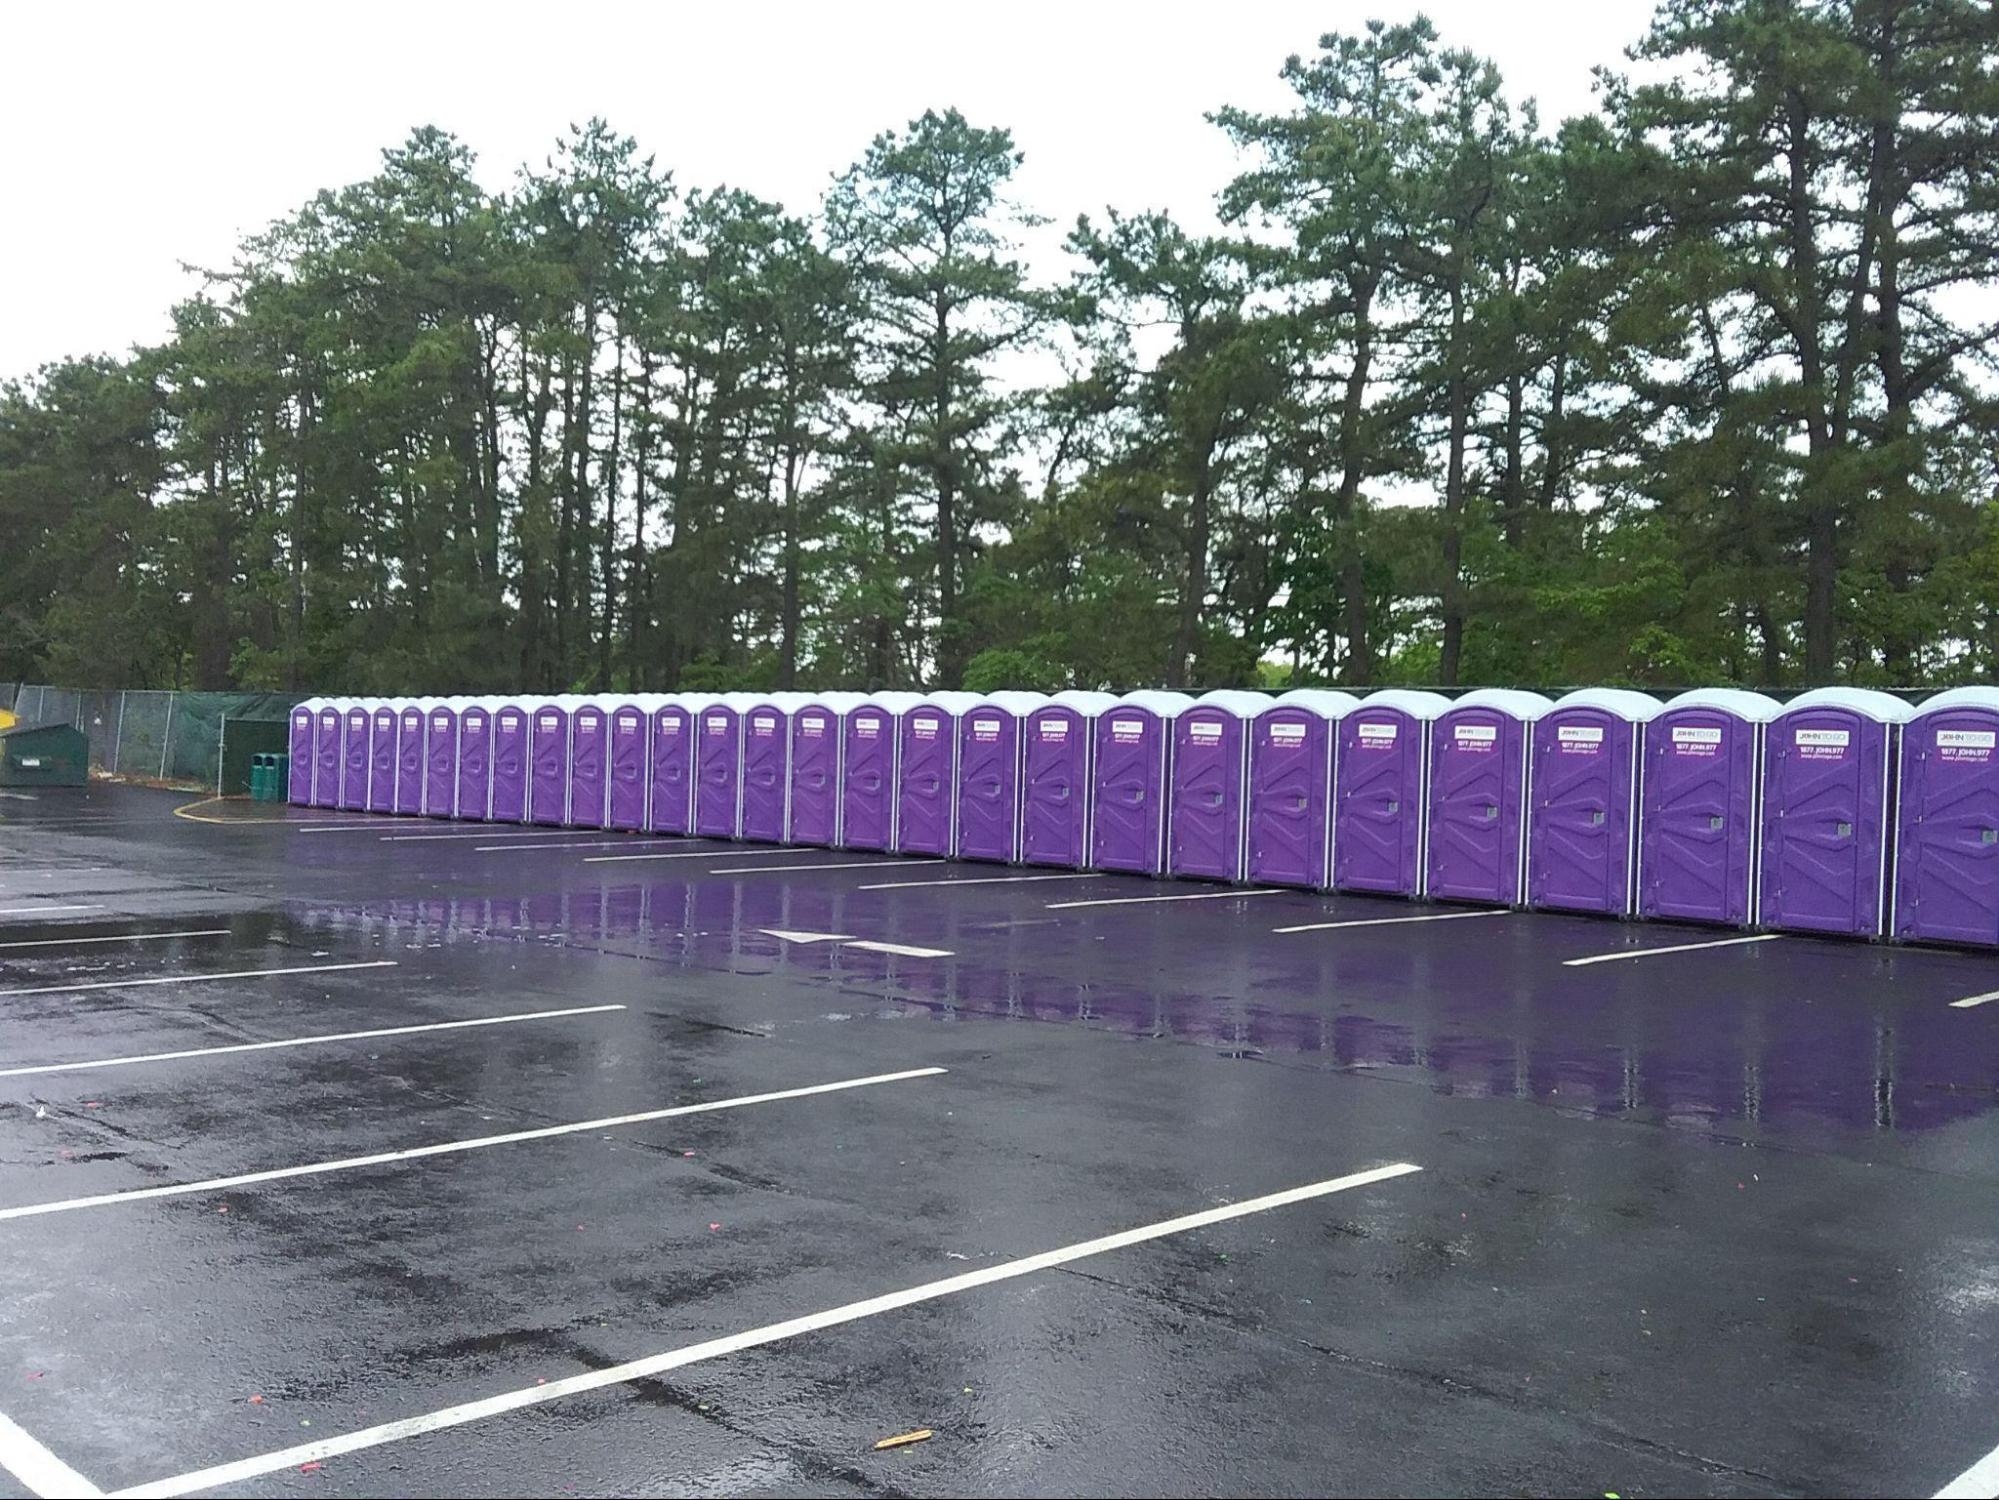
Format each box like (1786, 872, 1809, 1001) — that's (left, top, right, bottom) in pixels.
(1438, 274, 1469, 686)
(1334, 271, 1378, 685)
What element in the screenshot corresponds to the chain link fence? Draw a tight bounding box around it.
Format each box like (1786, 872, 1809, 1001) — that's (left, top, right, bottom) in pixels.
(0, 683, 299, 791)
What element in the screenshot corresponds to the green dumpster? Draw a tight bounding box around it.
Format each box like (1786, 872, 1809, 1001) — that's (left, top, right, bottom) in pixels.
(0, 722, 90, 788)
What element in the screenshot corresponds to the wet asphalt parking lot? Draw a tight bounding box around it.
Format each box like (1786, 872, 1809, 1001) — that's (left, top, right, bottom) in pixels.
(0, 785, 1996, 1498)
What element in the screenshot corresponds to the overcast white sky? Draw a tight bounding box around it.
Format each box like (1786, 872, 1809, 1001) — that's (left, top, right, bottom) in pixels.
(3, 0, 1660, 382)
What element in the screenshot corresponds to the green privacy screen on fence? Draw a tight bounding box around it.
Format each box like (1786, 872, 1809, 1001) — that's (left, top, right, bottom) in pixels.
(0, 684, 301, 791)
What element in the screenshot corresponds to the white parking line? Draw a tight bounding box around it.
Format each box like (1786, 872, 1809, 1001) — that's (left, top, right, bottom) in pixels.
(296, 822, 406, 834)
(475, 838, 660, 852)
(0, 1410, 102, 1498)
(708, 859, 946, 876)
(0, 905, 105, 918)
(379, 829, 616, 843)
(844, 940, 955, 959)
(0, 929, 231, 951)
(583, 847, 821, 865)
(0, 1066, 944, 1223)
(0, 959, 398, 1000)
(1562, 934, 1782, 967)
(856, 872, 1103, 891)
(110, 1161, 1421, 1498)
(1937, 1441, 1999, 1498)
(1045, 888, 1290, 911)
(0, 1003, 627, 1079)
(1950, 990, 1999, 1010)
(758, 929, 857, 944)
(0, 869, 103, 880)
(1274, 910, 1511, 935)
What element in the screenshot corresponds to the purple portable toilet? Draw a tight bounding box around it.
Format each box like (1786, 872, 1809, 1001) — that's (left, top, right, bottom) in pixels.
(647, 697, 696, 835)
(1639, 688, 1780, 927)
(843, 692, 921, 851)
(394, 700, 426, 815)
(1334, 690, 1450, 896)
(567, 697, 612, 829)
(1249, 689, 1359, 890)
(340, 701, 373, 811)
(1761, 686, 1911, 938)
(690, 693, 759, 840)
(739, 693, 812, 843)
(604, 696, 654, 833)
(313, 699, 345, 808)
(367, 702, 399, 813)
(455, 698, 499, 821)
(788, 693, 866, 847)
(959, 691, 1047, 864)
(288, 698, 321, 804)
(1092, 691, 1193, 875)
(897, 692, 980, 856)
(528, 696, 575, 826)
(1528, 688, 1662, 917)
(1427, 689, 1551, 907)
(419, 699, 457, 817)
(1024, 691, 1116, 868)
(1896, 687, 1999, 947)
(1171, 690, 1273, 882)
(488, 699, 531, 823)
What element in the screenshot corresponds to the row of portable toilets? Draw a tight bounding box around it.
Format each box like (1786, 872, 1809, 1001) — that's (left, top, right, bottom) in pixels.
(286, 686, 1999, 948)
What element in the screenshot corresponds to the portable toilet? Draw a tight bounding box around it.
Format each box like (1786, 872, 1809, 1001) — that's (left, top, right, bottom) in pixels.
(739, 693, 813, 843)
(1023, 691, 1117, 868)
(897, 692, 980, 856)
(312, 698, 345, 809)
(394, 699, 428, 815)
(647, 696, 696, 835)
(1527, 688, 1662, 916)
(604, 696, 655, 832)
(1760, 686, 1911, 938)
(1894, 686, 1999, 947)
(566, 696, 613, 829)
(958, 691, 1047, 864)
(340, 699, 373, 811)
(789, 693, 867, 847)
(1092, 690, 1193, 875)
(1334, 690, 1450, 896)
(528, 696, 578, 825)
(488, 697, 533, 823)
(455, 697, 501, 821)
(1639, 688, 1782, 927)
(288, 698, 322, 805)
(1248, 689, 1359, 889)
(692, 693, 761, 840)
(421, 699, 460, 817)
(1427, 689, 1552, 906)
(843, 692, 921, 851)
(367, 700, 399, 813)
(1171, 690, 1273, 882)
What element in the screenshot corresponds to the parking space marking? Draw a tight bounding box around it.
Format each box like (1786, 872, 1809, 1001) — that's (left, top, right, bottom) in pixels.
(0, 1410, 102, 1498)
(1949, 990, 1999, 1010)
(0, 905, 105, 917)
(856, 872, 1102, 891)
(0, 959, 399, 1000)
(0, 929, 232, 952)
(0, 1003, 628, 1079)
(111, 1161, 1420, 1498)
(845, 940, 955, 958)
(474, 838, 660, 852)
(758, 929, 857, 944)
(582, 847, 826, 865)
(379, 828, 638, 843)
(1274, 909, 1510, 935)
(0, 1066, 946, 1223)
(709, 858, 946, 876)
(1562, 934, 1782, 967)
(1045, 888, 1289, 911)
(1937, 1440, 1999, 1498)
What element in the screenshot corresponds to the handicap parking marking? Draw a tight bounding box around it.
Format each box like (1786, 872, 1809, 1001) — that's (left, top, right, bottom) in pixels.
(0, 1067, 946, 1223)
(0, 959, 398, 1000)
(0, 1408, 102, 1498)
(0, 929, 232, 951)
(1562, 933, 1783, 967)
(108, 1161, 1421, 1499)
(1045, 888, 1291, 911)
(1273, 909, 1511, 935)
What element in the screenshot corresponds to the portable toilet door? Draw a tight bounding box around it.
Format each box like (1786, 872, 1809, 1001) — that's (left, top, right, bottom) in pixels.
(789, 693, 864, 847)
(694, 694, 756, 840)
(647, 698, 696, 835)
(1760, 687, 1911, 937)
(456, 699, 499, 821)
(843, 693, 918, 851)
(1528, 688, 1662, 916)
(1639, 688, 1780, 927)
(605, 698, 653, 832)
(1895, 686, 1999, 947)
(1171, 691, 1272, 882)
(394, 701, 426, 815)
(288, 699, 320, 804)
(341, 701, 373, 811)
(1334, 690, 1450, 896)
(1249, 690, 1358, 889)
(1093, 691, 1192, 875)
(1024, 691, 1116, 868)
(529, 697, 576, 825)
(567, 698, 612, 829)
(898, 693, 978, 856)
(421, 699, 458, 817)
(959, 692, 1045, 863)
(368, 702, 399, 813)
(1427, 689, 1551, 906)
(488, 699, 532, 823)
(313, 699, 345, 808)
(740, 694, 809, 843)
